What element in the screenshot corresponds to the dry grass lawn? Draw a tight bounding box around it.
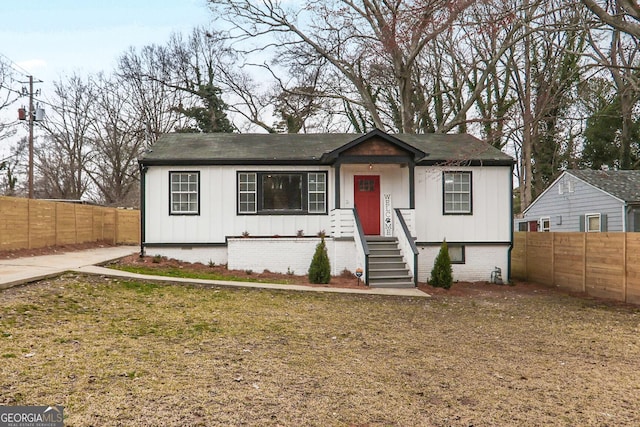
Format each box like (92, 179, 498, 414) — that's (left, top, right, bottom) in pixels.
(1, 274, 640, 426)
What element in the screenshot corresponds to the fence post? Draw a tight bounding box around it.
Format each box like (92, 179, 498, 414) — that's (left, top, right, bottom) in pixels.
(27, 198, 32, 249)
(551, 233, 555, 287)
(623, 233, 628, 303)
(114, 210, 119, 245)
(582, 233, 586, 293)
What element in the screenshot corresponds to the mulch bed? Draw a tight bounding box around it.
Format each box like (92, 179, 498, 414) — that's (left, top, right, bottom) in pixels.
(2, 242, 624, 307)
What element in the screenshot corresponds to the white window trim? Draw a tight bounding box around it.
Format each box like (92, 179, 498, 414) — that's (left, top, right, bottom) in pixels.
(238, 172, 257, 214)
(307, 172, 327, 214)
(443, 171, 472, 215)
(585, 213, 601, 232)
(540, 217, 550, 232)
(169, 171, 199, 215)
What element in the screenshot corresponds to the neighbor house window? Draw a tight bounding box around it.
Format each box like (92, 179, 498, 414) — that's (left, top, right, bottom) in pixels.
(237, 171, 328, 215)
(586, 213, 601, 232)
(170, 171, 199, 215)
(238, 173, 257, 213)
(448, 244, 465, 264)
(540, 217, 550, 232)
(443, 172, 472, 214)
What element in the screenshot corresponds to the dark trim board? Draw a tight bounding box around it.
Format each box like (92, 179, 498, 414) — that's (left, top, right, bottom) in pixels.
(140, 159, 324, 167)
(416, 241, 512, 246)
(139, 165, 147, 257)
(418, 159, 514, 167)
(333, 155, 415, 165)
(143, 242, 228, 248)
(144, 241, 512, 248)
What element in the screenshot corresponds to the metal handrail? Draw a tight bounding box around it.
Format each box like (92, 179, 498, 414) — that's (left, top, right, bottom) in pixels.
(394, 208, 419, 286)
(352, 208, 370, 285)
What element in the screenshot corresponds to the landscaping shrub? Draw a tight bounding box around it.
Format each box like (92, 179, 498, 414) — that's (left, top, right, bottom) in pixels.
(308, 237, 331, 284)
(430, 240, 453, 289)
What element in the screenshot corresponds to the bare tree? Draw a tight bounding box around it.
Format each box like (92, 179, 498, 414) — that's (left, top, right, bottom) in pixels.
(585, 24, 640, 170)
(581, 0, 640, 39)
(85, 73, 145, 206)
(37, 74, 93, 200)
(118, 28, 234, 136)
(0, 57, 17, 144)
(505, 0, 588, 209)
(118, 45, 190, 145)
(211, 0, 479, 133)
(0, 138, 25, 196)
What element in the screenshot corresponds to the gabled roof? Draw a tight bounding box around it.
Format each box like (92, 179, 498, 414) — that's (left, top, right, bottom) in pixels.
(139, 130, 514, 166)
(569, 170, 640, 203)
(320, 128, 427, 162)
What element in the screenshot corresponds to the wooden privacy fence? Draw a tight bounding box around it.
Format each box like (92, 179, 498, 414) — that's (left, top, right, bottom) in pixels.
(0, 196, 140, 251)
(512, 232, 640, 304)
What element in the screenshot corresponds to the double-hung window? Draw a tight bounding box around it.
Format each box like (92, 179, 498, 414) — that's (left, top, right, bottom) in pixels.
(238, 171, 327, 215)
(170, 171, 199, 215)
(308, 173, 326, 214)
(238, 173, 257, 213)
(443, 171, 472, 214)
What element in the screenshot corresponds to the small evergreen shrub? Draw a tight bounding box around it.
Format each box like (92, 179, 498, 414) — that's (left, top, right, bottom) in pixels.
(430, 240, 453, 289)
(308, 237, 331, 284)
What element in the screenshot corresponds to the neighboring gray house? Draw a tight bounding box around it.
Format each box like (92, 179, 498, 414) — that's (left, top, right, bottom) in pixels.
(517, 170, 640, 232)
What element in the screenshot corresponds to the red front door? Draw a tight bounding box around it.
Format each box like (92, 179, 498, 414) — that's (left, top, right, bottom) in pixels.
(354, 175, 380, 235)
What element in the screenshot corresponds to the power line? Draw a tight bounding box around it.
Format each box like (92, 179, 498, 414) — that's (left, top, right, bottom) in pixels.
(0, 51, 37, 79)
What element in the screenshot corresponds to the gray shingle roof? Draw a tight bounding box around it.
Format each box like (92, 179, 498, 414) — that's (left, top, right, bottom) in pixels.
(139, 132, 513, 165)
(569, 170, 640, 203)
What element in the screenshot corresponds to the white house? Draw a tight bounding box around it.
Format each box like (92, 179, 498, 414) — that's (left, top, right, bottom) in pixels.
(139, 129, 514, 287)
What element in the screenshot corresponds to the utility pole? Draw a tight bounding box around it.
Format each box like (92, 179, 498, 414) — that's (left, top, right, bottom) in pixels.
(28, 75, 34, 199)
(18, 75, 42, 198)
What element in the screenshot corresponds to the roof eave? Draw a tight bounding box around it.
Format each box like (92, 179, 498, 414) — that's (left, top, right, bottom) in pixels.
(138, 158, 324, 167)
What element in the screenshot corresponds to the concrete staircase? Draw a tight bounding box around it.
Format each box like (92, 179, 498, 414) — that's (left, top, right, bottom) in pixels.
(366, 236, 414, 288)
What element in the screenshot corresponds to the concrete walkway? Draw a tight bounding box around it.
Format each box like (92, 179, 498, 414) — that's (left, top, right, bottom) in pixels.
(0, 246, 429, 297)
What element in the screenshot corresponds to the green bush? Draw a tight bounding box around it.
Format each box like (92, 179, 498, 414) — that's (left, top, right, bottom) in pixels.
(430, 240, 453, 289)
(308, 237, 331, 284)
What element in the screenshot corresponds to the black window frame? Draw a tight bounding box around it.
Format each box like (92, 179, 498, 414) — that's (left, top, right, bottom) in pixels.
(237, 171, 328, 215)
(169, 171, 200, 216)
(442, 171, 473, 215)
(448, 244, 466, 264)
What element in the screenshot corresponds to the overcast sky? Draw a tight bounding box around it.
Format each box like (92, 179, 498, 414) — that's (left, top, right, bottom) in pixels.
(1, 0, 212, 85)
(1, 0, 213, 158)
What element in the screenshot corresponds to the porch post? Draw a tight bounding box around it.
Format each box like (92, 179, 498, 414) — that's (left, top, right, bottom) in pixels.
(334, 162, 341, 209)
(409, 161, 415, 209)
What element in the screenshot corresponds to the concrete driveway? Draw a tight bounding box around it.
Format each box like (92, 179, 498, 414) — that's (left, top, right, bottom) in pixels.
(0, 246, 139, 290)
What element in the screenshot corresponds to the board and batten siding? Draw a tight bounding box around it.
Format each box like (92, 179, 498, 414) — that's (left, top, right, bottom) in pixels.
(414, 166, 512, 243)
(338, 163, 410, 212)
(522, 173, 624, 232)
(143, 165, 334, 244)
